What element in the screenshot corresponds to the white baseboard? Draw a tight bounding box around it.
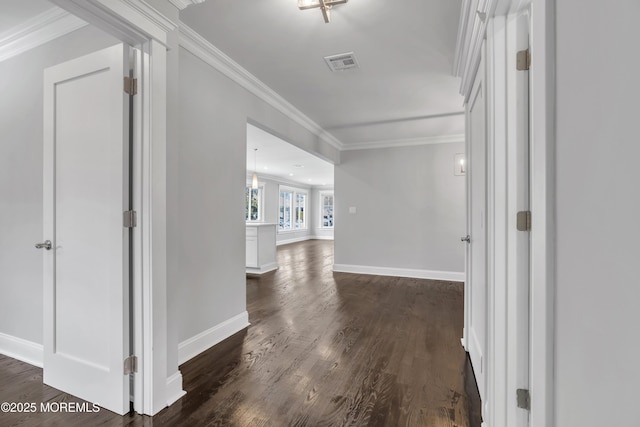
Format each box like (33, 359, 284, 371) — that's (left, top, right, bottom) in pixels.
(178, 311, 250, 365)
(276, 235, 312, 246)
(311, 235, 334, 241)
(332, 264, 465, 282)
(166, 371, 186, 406)
(277, 235, 334, 246)
(246, 262, 278, 275)
(0, 332, 43, 368)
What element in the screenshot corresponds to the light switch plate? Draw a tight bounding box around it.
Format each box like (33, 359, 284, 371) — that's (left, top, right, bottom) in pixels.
(349, 207, 357, 214)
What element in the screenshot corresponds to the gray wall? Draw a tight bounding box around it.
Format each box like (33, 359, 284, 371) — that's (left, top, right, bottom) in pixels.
(334, 143, 465, 273)
(555, 2, 640, 426)
(0, 26, 119, 346)
(174, 47, 340, 346)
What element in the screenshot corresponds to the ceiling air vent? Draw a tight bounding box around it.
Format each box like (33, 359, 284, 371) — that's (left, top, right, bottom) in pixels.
(324, 52, 359, 72)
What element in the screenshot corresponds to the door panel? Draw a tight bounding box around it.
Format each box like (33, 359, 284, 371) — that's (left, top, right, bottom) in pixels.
(43, 43, 130, 415)
(468, 46, 487, 402)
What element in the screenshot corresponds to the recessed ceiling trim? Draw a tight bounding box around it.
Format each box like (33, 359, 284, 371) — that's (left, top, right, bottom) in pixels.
(179, 22, 344, 152)
(341, 133, 465, 151)
(0, 7, 87, 63)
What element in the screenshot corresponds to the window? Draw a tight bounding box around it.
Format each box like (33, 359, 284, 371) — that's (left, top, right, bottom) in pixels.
(320, 192, 334, 228)
(279, 186, 307, 231)
(245, 185, 263, 221)
(295, 192, 306, 229)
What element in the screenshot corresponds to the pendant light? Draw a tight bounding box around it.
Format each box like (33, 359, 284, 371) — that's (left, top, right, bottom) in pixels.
(251, 148, 259, 189)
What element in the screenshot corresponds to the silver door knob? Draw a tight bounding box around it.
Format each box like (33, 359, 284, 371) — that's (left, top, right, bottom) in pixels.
(461, 235, 471, 243)
(35, 240, 52, 250)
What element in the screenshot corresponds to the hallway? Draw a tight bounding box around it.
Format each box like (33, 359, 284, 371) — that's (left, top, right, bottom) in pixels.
(0, 240, 480, 426)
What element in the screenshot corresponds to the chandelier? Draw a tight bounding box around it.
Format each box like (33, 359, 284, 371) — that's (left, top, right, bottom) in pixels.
(297, 0, 348, 23)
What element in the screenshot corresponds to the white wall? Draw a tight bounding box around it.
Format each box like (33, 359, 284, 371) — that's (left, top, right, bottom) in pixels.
(554, 2, 640, 426)
(334, 143, 465, 278)
(0, 27, 119, 351)
(173, 47, 340, 359)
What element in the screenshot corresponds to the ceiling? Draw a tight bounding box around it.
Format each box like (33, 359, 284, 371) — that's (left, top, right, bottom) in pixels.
(0, 0, 54, 35)
(180, 0, 465, 148)
(2, 0, 464, 157)
(246, 124, 334, 187)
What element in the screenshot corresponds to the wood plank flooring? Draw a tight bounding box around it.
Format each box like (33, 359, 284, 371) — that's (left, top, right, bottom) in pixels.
(0, 240, 480, 427)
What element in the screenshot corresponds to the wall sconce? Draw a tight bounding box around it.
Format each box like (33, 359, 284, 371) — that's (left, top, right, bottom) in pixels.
(454, 153, 466, 176)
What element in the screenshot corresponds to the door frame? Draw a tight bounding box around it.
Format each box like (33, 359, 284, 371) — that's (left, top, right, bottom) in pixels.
(50, 0, 176, 416)
(466, 42, 488, 409)
(456, 0, 556, 425)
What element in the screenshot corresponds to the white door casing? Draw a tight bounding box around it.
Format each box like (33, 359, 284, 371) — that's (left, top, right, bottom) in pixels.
(43, 43, 131, 415)
(467, 42, 488, 405)
(506, 10, 531, 427)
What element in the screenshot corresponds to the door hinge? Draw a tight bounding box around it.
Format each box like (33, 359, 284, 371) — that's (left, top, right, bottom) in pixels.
(124, 76, 137, 95)
(124, 355, 138, 375)
(516, 49, 531, 71)
(517, 388, 531, 410)
(123, 210, 137, 228)
(517, 210, 532, 231)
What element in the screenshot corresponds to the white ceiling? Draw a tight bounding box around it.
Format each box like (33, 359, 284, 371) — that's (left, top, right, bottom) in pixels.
(246, 124, 334, 187)
(0, 0, 54, 35)
(180, 0, 465, 147)
(3, 0, 464, 170)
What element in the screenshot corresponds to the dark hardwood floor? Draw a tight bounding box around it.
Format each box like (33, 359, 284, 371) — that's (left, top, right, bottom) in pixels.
(0, 240, 480, 427)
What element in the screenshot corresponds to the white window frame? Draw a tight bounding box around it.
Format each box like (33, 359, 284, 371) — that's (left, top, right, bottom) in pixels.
(245, 182, 264, 222)
(279, 185, 308, 232)
(319, 191, 334, 229)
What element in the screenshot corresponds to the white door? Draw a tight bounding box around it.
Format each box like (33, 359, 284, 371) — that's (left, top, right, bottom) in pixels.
(467, 45, 487, 402)
(42, 43, 131, 415)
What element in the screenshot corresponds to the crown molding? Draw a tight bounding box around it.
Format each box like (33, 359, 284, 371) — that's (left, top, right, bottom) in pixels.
(178, 22, 344, 152)
(168, 0, 206, 10)
(51, 0, 176, 46)
(453, 0, 492, 101)
(0, 7, 88, 63)
(453, 0, 530, 101)
(341, 134, 465, 151)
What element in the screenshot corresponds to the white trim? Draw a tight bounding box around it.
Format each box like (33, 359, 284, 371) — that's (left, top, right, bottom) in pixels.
(0, 333, 43, 368)
(51, 0, 176, 46)
(168, 0, 206, 10)
(529, 0, 556, 425)
(178, 312, 250, 365)
(166, 371, 186, 406)
(341, 134, 465, 151)
(485, 15, 510, 427)
(0, 7, 88, 63)
(333, 264, 465, 282)
(246, 262, 278, 275)
(178, 23, 343, 151)
(276, 235, 332, 246)
(276, 235, 312, 246)
(454, 0, 494, 100)
(311, 235, 334, 241)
